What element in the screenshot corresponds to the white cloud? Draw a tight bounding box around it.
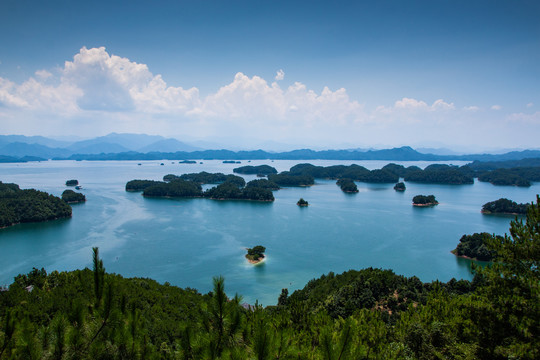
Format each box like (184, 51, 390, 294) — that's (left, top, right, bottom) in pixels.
(491, 104, 502, 110)
(527, 102, 534, 108)
(508, 111, 540, 123)
(2, 46, 536, 149)
(35, 70, 52, 80)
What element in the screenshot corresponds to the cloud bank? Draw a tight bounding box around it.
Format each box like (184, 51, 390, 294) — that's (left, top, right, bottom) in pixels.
(0, 47, 538, 149)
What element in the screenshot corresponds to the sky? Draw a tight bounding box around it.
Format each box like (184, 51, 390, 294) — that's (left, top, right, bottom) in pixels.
(0, 0, 539, 151)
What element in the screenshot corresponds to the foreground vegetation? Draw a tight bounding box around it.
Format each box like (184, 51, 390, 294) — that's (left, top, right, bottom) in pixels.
(1, 196, 539, 359)
(0, 182, 72, 228)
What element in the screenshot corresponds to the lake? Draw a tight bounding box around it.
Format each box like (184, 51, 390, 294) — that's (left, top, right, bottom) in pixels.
(0, 159, 538, 305)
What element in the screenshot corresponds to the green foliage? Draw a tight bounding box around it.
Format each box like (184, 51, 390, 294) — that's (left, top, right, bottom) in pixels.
(0, 182, 72, 228)
(233, 165, 277, 175)
(268, 172, 315, 187)
(289, 163, 398, 183)
(125, 179, 161, 191)
(245, 179, 279, 190)
(297, 198, 308, 206)
(246, 246, 266, 261)
(61, 189, 86, 203)
(452, 233, 501, 261)
(204, 182, 274, 201)
(393, 182, 406, 191)
(1, 196, 539, 359)
(405, 164, 474, 185)
(143, 179, 203, 198)
(412, 194, 438, 205)
(65, 179, 78, 186)
(477, 168, 531, 187)
(482, 198, 529, 214)
(336, 179, 358, 193)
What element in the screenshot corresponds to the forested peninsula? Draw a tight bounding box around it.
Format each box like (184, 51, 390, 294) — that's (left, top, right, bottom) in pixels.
(1, 197, 538, 359)
(0, 181, 72, 228)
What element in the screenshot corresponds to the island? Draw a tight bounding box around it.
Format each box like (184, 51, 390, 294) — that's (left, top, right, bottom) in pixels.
(65, 179, 79, 186)
(178, 160, 197, 164)
(481, 198, 529, 215)
(336, 178, 358, 193)
(0, 181, 72, 228)
(393, 182, 406, 191)
(477, 168, 531, 187)
(412, 195, 438, 206)
(61, 189, 86, 204)
(245, 245, 266, 264)
(233, 164, 278, 175)
(404, 164, 474, 185)
(289, 163, 398, 183)
(268, 172, 315, 187)
(451, 233, 502, 261)
(126, 175, 275, 202)
(297, 198, 309, 207)
(223, 160, 241, 164)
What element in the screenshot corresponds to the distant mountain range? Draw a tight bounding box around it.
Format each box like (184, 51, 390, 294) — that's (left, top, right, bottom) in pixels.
(0, 133, 539, 163)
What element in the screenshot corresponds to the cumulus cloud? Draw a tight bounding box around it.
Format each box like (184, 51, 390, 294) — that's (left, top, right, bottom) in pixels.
(2, 46, 532, 149)
(491, 105, 502, 110)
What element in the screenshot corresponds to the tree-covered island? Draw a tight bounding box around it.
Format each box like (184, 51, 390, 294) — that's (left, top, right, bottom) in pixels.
(451, 232, 501, 261)
(0, 181, 72, 228)
(245, 245, 266, 264)
(297, 198, 309, 206)
(336, 178, 359, 193)
(233, 164, 278, 175)
(481, 198, 529, 215)
(412, 194, 438, 206)
(65, 179, 79, 186)
(393, 182, 406, 191)
(126, 173, 275, 201)
(61, 189, 86, 204)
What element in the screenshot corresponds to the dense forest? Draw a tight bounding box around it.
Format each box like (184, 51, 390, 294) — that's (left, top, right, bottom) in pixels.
(1, 197, 538, 359)
(336, 178, 358, 193)
(481, 198, 529, 215)
(233, 165, 277, 175)
(451, 233, 502, 261)
(126, 175, 275, 202)
(267, 172, 315, 187)
(412, 195, 438, 206)
(0, 182, 72, 228)
(61, 190, 86, 204)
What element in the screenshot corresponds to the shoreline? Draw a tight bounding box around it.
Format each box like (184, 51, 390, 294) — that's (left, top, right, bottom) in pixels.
(412, 202, 438, 207)
(246, 254, 266, 265)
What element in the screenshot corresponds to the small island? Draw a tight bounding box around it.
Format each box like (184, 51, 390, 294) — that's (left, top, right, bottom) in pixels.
(481, 198, 529, 215)
(452, 233, 502, 261)
(336, 178, 358, 193)
(245, 245, 266, 264)
(1, 181, 72, 228)
(394, 182, 406, 191)
(178, 160, 196, 164)
(412, 195, 438, 207)
(61, 189, 86, 204)
(65, 179, 79, 186)
(297, 198, 309, 207)
(233, 165, 278, 175)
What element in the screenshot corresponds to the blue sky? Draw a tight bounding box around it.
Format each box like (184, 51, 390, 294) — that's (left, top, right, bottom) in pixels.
(0, 0, 539, 151)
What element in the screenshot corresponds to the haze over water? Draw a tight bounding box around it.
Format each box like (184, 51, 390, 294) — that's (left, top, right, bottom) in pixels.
(0, 160, 538, 305)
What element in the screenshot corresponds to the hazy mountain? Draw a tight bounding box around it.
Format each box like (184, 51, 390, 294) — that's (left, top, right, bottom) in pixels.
(0, 142, 71, 158)
(0, 135, 72, 148)
(137, 138, 201, 153)
(68, 142, 131, 155)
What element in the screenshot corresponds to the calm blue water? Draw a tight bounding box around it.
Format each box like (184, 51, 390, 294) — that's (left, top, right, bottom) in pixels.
(0, 160, 538, 305)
